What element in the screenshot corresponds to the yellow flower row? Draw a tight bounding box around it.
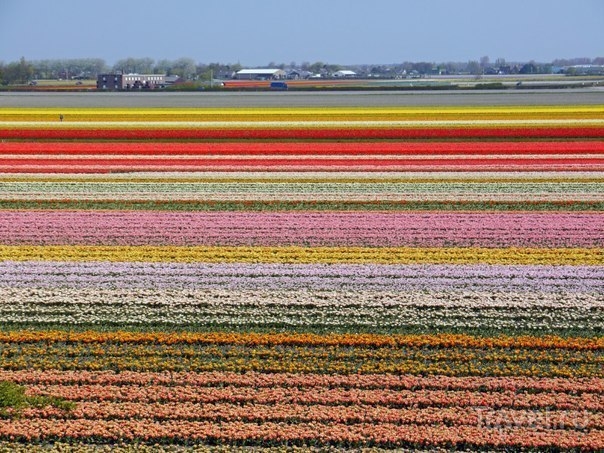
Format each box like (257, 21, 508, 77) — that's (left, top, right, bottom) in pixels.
(2, 115, 603, 123)
(0, 105, 602, 122)
(1, 341, 600, 377)
(0, 245, 600, 265)
(3, 105, 604, 114)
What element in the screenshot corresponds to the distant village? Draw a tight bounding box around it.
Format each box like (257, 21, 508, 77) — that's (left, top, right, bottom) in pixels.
(99, 63, 604, 91)
(1, 56, 603, 88)
(97, 68, 362, 90)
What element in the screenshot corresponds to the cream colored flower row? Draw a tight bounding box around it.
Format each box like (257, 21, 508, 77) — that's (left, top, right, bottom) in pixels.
(5, 192, 601, 202)
(2, 288, 601, 309)
(1, 288, 600, 330)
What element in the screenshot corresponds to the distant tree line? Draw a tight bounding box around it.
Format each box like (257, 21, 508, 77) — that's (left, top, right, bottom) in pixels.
(0, 57, 245, 84)
(0, 57, 35, 84)
(31, 58, 108, 80)
(1, 56, 603, 85)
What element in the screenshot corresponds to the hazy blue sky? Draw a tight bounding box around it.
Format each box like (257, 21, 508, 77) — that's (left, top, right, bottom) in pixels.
(1, 0, 603, 66)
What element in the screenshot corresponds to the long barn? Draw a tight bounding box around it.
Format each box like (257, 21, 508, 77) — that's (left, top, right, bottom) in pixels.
(235, 68, 287, 80)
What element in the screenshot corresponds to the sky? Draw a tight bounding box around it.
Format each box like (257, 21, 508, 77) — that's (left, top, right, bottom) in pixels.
(1, 0, 603, 66)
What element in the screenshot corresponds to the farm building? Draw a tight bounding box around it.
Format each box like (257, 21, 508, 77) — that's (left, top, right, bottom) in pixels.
(235, 69, 287, 80)
(286, 69, 313, 79)
(97, 73, 166, 90)
(565, 64, 604, 75)
(333, 70, 357, 78)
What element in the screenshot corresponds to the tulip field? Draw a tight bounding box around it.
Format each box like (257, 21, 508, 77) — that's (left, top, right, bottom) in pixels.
(0, 103, 603, 451)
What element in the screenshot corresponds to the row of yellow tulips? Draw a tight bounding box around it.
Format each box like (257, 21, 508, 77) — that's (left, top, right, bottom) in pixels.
(0, 106, 603, 123)
(0, 245, 600, 265)
(3, 330, 601, 349)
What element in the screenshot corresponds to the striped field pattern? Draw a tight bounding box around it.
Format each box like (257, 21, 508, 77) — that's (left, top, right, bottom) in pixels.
(0, 105, 603, 451)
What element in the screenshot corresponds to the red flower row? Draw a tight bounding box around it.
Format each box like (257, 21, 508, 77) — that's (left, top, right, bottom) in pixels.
(2, 140, 603, 155)
(1, 156, 601, 173)
(1, 127, 603, 140)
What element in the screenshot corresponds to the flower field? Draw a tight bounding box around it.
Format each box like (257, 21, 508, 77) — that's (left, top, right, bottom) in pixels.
(0, 104, 603, 451)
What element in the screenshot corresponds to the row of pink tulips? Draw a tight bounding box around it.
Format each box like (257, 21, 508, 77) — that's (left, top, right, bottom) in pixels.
(3, 370, 602, 393)
(14, 401, 602, 429)
(0, 211, 601, 247)
(0, 418, 601, 449)
(27, 384, 604, 410)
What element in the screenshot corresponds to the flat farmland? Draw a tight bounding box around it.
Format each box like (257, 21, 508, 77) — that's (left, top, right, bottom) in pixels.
(0, 92, 602, 451)
(2, 87, 604, 108)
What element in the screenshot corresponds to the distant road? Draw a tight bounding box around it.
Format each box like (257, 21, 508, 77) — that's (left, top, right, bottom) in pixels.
(1, 88, 604, 108)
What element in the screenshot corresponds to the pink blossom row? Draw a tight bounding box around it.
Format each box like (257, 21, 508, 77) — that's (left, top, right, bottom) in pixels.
(0, 418, 601, 449)
(4, 369, 602, 394)
(0, 210, 601, 247)
(17, 401, 603, 430)
(27, 383, 604, 411)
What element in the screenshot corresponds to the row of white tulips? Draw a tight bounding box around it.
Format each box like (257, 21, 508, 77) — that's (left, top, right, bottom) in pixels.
(1, 287, 600, 330)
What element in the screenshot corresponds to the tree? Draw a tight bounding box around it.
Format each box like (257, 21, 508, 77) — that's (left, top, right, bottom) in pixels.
(443, 61, 465, 74)
(3, 57, 34, 84)
(519, 61, 538, 74)
(154, 59, 172, 74)
(155, 58, 196, 79)
(308, 62, 325, 75)
(195, 62, 241, 80)
(592, 57, 604, 65)
(411, 62, 433, 75)
(172, 58, 196, 79)
(467, 60, 482, 76)
(32, 58, 108, 79)
(323, 63, 342, 74)
(112, 57, 155, 74)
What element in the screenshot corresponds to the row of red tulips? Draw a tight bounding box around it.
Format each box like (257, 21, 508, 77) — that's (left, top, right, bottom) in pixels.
(1, 157, 602, 173)
(2, 141, 603, 155)
(2, 126, 603, 140)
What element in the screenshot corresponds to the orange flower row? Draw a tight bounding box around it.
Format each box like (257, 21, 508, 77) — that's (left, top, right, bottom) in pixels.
(1, 330, 602, 351)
